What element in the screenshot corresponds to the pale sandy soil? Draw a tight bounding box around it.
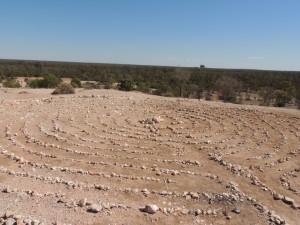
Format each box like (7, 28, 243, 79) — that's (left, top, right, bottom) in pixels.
(0, 88, 299, 225)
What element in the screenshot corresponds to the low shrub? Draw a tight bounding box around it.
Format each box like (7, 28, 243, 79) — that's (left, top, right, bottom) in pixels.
(27, 74, 61, 88)
(52, 83, 75, 95)
(3, 78, 21, 88)
(70, 77, 82, 88)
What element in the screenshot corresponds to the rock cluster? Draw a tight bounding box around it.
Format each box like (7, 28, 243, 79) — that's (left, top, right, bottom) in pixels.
(0, 211, 44, 225)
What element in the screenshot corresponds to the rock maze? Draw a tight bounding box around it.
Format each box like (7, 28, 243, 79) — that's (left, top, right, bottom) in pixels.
(0, 89, 299, 225)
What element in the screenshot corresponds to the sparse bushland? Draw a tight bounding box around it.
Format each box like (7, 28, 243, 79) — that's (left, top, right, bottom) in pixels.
(1, 60, 300, 108)
(119, 79, 135, 91)
(215, 76, 242, 103)
(70, 77, 82, 88)
(153, 82, 172, 96)
(52, 83, 75, 95)
(296, 90, 300, 109)
(82, 81, 100, 89)
(259, 87, 274, 106)
(136, 82, 151, 93)
(259, 81, 296, 107)
(27, 74, 61, 88)
(3, 77, 21, 88)
(0, 66, 3, 83)
(26, 79, 42, 88)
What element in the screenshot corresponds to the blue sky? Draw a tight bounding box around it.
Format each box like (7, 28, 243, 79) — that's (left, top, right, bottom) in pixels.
(0, 0, 299, 70)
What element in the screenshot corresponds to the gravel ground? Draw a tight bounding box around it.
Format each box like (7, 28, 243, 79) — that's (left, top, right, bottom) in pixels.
(0, 88, 299, 225)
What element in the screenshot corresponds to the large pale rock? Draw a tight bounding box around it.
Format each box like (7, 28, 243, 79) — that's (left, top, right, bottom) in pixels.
(144, 204, 159, 214)
(88, 204, 102, 213)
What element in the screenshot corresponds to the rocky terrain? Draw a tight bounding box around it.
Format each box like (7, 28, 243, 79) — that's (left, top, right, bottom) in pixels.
(0, 88, 299, 225)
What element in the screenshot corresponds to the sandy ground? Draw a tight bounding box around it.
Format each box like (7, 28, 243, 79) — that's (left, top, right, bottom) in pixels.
(0, 88, 299, 225)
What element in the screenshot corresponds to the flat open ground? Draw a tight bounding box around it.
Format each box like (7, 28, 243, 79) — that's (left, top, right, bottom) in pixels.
(0, 88, 299, 225)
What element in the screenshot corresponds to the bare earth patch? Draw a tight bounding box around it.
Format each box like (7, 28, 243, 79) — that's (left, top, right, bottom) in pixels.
(0, 88, 299, 225)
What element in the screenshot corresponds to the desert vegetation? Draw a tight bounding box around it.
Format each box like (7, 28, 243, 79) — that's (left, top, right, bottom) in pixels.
(52, 83, 75, 95)
(0, 60, 300, 108)
(2, 77, 21, 88)
(26, 74, 61, 88)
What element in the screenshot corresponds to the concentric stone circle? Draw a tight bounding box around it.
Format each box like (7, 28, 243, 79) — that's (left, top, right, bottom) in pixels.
(0, 88, 299, 225)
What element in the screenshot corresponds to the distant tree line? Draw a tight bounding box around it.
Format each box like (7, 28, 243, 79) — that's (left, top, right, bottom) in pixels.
(0, 59, 300, 108)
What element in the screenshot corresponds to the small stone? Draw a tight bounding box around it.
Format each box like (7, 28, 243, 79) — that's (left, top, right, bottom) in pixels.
(182, 191, 189, 197)
(78, 198, 87, 207)
(194, 209, 202, 216)
(191, 192, 199, 199)
(181, 209, 189, 215)
(19, 157, 24, 164)
(132, 188, 139, 193)
(153, 116, 163, 123)
(144, 204, 159, 214)
(5, 218, 16, 225)
(232, 207, 241, 214)
(282, 196, 294, 205)
(31, 220, 40, 225)
(88, 204, 102, 213)
(160, 191, 168, 196)
(16, 218, 25, 225)
(291, 203, 299, 210)
(261, 206, 268, 214)
(185, 195, 191, 200)
(102, 203, 110, 209)
(162, 208, 168, 215)
(4, 211, 14, 219)
(275, 218, 281, 225)
(273, 192, 283, 200)
(57, 198, 67, 204)
(226, 216, 232, 220)
(23, 219, 32, 224)
(3, 187, 12, 193)
(212, 210, 217, 215)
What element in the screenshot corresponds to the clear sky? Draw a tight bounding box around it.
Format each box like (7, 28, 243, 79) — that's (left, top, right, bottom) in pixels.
(0, 0, 299, 70)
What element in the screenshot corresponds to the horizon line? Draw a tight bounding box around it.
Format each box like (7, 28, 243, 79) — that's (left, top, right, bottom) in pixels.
(0, 58, 299, 73)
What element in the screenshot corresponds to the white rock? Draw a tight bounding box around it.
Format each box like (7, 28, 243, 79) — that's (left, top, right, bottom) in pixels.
(4, 218, 16, 225)
(153, 116, 164, 123)
(89, 204, 102, 213)
(145, 204, 159, 214)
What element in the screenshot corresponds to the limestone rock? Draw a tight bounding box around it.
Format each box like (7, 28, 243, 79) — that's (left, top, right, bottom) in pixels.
(153, 116, 164, 123)
(88, 204, 102, 213)
(232, 207, 241, 214)
(144, 204, 159, 214)
(78, 198, 87, 207)
(4, 211, 14, 219)
(4, 218, 16, 225)
(3, 187, 12, 193)
(273, 192, 283, 200)
(31, 220, 40, 225)
(282, 196, 294, 205)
